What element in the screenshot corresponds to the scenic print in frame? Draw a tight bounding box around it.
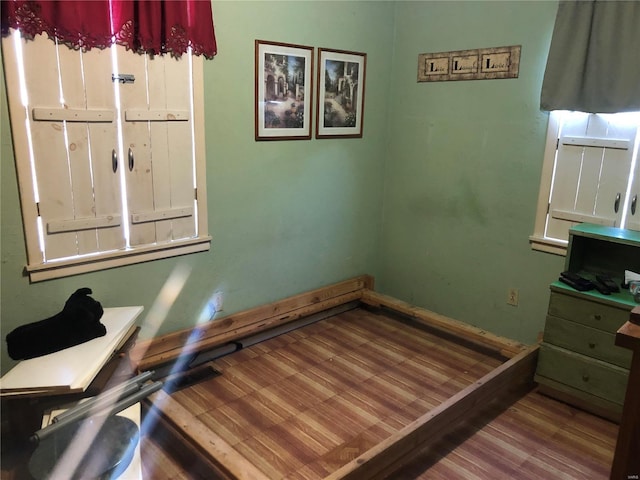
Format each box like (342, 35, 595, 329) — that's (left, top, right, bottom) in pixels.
(255, 40, 314, 141)
(316, 48, 367, 139)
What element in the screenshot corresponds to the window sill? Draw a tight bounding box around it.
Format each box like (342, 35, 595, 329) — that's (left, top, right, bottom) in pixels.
(25, 236, 212, 282)
(529, 235, 568, 256)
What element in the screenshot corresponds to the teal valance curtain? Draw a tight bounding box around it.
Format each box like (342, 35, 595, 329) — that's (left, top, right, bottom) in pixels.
(540, 0, 640, 113)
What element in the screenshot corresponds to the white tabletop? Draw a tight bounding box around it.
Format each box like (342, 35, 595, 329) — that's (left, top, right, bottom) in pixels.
(1, 306, 143, 396)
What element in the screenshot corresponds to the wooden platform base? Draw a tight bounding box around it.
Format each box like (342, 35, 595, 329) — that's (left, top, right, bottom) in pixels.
(134, 276, 539, 479)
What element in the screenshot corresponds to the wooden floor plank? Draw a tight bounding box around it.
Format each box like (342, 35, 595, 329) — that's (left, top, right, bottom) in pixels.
(389, 390, 617, 480)
(141, 306, 618, 480)
(163, 308, 506, 479)
(140, 392, 618, 479)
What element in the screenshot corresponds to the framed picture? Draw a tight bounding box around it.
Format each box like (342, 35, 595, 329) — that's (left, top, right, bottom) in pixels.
(316, 48, 367, 139)
(255, 40, 314, 141)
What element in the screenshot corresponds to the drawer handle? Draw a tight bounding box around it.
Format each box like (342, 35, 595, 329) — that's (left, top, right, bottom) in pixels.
(593, 314, 602, 321)
(588, 342, 596, 349)
(582, 374, 590, 382)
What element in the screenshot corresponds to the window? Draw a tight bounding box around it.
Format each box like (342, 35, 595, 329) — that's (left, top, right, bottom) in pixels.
(3, 32, 210, 282)
(531, 111, 640, 255)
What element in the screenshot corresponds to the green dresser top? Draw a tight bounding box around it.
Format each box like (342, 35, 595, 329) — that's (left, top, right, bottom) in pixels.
(569, 223, 640, 246)
(551, 281, 638, 309)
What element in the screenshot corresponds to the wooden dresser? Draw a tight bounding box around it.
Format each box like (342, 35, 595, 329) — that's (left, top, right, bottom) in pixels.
(535, 224, 640, 421)
(610, 309, 640, 479)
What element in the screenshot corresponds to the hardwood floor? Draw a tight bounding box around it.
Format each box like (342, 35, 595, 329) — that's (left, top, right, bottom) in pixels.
(162, 308, 503, 479)
(139, 308, 619, 479)
(389, 390, 618, 479)
(140, 389, 618, 480)
(140, 432, 214, 480)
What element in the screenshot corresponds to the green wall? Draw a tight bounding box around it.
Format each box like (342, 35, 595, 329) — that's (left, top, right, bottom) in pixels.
(1, 1, 566, 375)
(377, 0, 564, 342)
(0, 1, 394, 373)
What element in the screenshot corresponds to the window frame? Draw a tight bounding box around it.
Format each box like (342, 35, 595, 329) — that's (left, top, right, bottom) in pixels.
(2, 33, 211, 282)
(531, 111, 640, 256)
(530, 112, 568, 255)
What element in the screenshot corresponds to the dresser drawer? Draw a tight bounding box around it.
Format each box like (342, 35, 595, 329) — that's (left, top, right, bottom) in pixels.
(548, 291, 630, 333)
(536, 344, 629, 405)
(543, 315, 632, 368)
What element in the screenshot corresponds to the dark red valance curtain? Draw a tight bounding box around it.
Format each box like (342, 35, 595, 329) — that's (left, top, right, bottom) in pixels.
(1, 0, 217, 58)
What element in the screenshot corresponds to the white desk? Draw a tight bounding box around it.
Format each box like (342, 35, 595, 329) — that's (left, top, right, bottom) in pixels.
(1, 307, 143, 397)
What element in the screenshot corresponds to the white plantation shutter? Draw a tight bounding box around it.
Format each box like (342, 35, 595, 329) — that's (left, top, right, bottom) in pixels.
(627, 168, 640, 232)
(12, 34, 124, 262)
(545, 112, 639, 243)
(2, 33, 210, 281)
(117, 46, 196, 246)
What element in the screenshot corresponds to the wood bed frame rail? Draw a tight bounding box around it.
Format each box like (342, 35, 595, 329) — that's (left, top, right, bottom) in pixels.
(137, 275, 539, 479)
(324, 345, 539, 479)
(360, 290, 528, 359)
(133, 275, 529, 371)
(132, 275, 375, 371)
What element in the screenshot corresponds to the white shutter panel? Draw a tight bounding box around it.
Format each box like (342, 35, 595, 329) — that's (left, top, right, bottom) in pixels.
(546, 113, 636, 241)
(546, 112, 592, 241)
(625, 162, 640, 231)
(160, 54, 196, 242)
(118, 47, 196, 246)
(1, 35, 43, 265)
(590, 116, 637, 228)
(57, 42, 96, 255)
(82, 46, 126, 253)
(144, 53, 195, 242)
(17, 35, 123, 261)
(115, 46, 156, 247)
(3, 31, 210, 280)
(23, 35, 78, 260)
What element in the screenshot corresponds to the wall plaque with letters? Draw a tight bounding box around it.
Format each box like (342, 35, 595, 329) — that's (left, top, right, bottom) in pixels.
(417, 45, 521, 82)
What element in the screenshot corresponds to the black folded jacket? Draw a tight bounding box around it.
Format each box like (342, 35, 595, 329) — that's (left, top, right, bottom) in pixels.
(6, 288, 106, 360)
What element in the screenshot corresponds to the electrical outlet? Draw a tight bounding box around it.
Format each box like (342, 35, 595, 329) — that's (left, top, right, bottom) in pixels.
(507, 288, 519, 307)
(213, 291, 224, 312)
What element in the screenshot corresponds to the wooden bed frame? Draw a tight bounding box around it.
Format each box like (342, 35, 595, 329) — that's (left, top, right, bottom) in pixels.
(132, 275, 539, 479)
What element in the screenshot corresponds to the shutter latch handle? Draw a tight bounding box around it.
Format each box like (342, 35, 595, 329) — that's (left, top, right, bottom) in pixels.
(112, 149, 118, 173)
